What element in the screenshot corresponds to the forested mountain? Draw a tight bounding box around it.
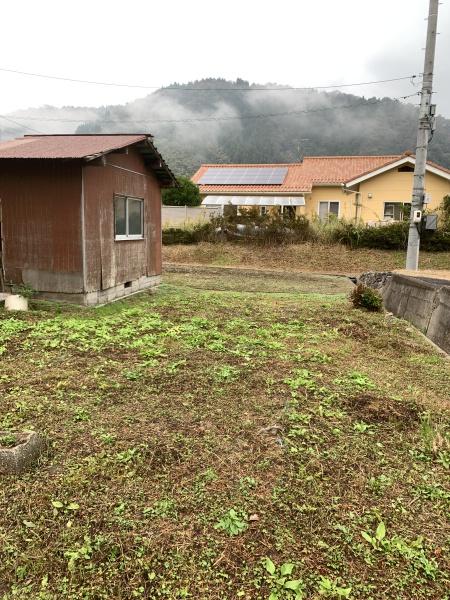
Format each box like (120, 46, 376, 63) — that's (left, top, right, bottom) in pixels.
(3, 78, 450, 175)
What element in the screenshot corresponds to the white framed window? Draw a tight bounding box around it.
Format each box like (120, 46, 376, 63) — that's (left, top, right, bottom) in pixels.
(114, 195, 144, 240)
(383, 202, 411, 221)
(318, 201, 340, 220)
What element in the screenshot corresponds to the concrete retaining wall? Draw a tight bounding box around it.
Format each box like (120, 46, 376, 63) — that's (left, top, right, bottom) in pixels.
(383, 274, 450, 353)
(427, 286, 450, 352)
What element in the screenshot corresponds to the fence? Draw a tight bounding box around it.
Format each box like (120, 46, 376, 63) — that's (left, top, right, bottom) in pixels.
(162, 205, 221, 228)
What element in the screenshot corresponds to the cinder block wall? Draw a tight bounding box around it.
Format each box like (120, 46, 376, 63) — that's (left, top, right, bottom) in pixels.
(383, 274, 450, 354)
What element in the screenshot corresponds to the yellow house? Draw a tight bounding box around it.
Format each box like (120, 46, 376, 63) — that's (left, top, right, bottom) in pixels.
(191, 154, 450, 224)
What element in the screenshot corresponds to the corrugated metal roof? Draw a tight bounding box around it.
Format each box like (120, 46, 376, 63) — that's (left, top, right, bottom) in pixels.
(0, 134, 176, 187)
(192, 155, 450, 193)
(0, 134, 149, 159)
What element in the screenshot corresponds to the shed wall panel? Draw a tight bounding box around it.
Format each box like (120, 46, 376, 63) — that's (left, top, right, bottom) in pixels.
(83, 148, 162, 292)
(0, 160, 83, 292)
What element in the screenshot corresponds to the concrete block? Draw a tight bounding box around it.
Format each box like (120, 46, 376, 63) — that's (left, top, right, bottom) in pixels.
(427, 287, 450, 354)
(0, 431, 44, 475)
(383, 275, 437, 333)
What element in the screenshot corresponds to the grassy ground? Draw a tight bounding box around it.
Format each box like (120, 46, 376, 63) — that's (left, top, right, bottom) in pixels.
(0, 274, 449, 600)
(163, 242, 450, 274)
(164, 270, 354, 295)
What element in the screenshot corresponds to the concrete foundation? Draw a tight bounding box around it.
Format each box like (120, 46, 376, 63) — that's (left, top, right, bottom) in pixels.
(383, 274, 450, 354)
(34, 274, 161, 306)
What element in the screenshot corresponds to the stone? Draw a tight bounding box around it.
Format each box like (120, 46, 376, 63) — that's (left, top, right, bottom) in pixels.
(0, 431, 45, 475)
(358, 271, 393, 290)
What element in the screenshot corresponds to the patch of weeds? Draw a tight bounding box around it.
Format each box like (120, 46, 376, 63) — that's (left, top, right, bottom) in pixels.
(361, 521, 439, 579)
(301, 349, 332, 364)
(116, 447, 142, 464)
(317, 576, 352, 598)
(72, 407, 90, 422)
(361, 521, 387, 550)
(353, 421, 375, 434)
(350, 284, 383, 312)
(211, 364, 240, 382)
(419, 411, 449, 457)
(143, 499, 177, 519)
(414, 483, 450, 505)
(285, 369, 316, 392)
(214, 509, 248, 536)
(0, 432, 17, 447)
(97, 431, 117, 445)
(239, 476, 257, 495)
(436, 450, 450, 469)
(51, 499, 80, 516)
(263, 558, 304, 600)
(368, 474, 392, 496)
(0, 318, 30, 355)
(198, 467, 218, 484)
(64, 534, 99, 573)
(165, 359, 187, 374)
(123, 369, 143, 381)
(335, 371, 376, 390)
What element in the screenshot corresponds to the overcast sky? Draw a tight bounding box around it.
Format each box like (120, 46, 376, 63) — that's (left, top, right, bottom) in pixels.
(0, 0, 449, 120)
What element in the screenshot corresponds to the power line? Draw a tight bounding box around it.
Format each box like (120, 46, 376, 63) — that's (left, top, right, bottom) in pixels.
(0, 67, 419, 91)
(0, 114, 44, 134)
(0, 92, 420, 127)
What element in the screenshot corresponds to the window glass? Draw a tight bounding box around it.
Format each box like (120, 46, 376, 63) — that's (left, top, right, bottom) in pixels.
(128, 199, 143, 236)
(329, 202, 339, 216)
(114, 196, 126, 236)
(319, 201, 339, 220)
(384, 203, 395, 219)
(319, 202, 329, 220)
(393, 204, 403, 221)
(384, 202, 410, 221)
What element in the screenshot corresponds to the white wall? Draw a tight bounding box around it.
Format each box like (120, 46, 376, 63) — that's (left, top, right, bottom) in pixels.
(162, 205, 221, 227)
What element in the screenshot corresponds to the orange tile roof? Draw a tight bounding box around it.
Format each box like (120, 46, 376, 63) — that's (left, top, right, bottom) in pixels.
(192, 155, 450, 193)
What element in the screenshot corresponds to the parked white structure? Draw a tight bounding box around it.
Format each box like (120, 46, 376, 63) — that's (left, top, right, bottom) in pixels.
(162, 205, 222, 227)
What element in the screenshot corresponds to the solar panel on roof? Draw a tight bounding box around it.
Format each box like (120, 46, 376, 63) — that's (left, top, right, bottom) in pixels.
(199, 167, 288, 185)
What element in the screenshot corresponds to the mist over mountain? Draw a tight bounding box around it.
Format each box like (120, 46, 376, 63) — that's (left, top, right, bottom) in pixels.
(2, 78, 450, 175)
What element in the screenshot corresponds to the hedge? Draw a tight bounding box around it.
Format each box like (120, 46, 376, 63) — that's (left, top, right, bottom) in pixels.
(162, 219, 450, 251)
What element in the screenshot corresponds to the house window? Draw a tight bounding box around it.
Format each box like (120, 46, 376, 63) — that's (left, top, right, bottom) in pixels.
(383, 202, 411, 221)
(282, 206, 296, 218)
(319, 201, 340, 220)
(398, 165, 415, 172)
(114, 195, 144, 240)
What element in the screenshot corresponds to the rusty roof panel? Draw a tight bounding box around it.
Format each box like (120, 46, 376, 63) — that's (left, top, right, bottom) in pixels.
(0, 134, 149, 159)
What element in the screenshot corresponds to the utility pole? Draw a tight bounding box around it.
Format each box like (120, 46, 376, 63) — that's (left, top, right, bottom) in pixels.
(405, 0, 439, 270)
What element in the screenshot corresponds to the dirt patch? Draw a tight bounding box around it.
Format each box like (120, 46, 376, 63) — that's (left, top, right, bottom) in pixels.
(345, 393, 419, 427)
(163, 267, 353, 295)
(163, 242, 450, 274)
(337, 322, 370, 341)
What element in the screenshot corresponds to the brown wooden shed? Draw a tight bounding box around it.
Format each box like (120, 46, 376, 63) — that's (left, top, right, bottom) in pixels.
(0, 134, 175, 305)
